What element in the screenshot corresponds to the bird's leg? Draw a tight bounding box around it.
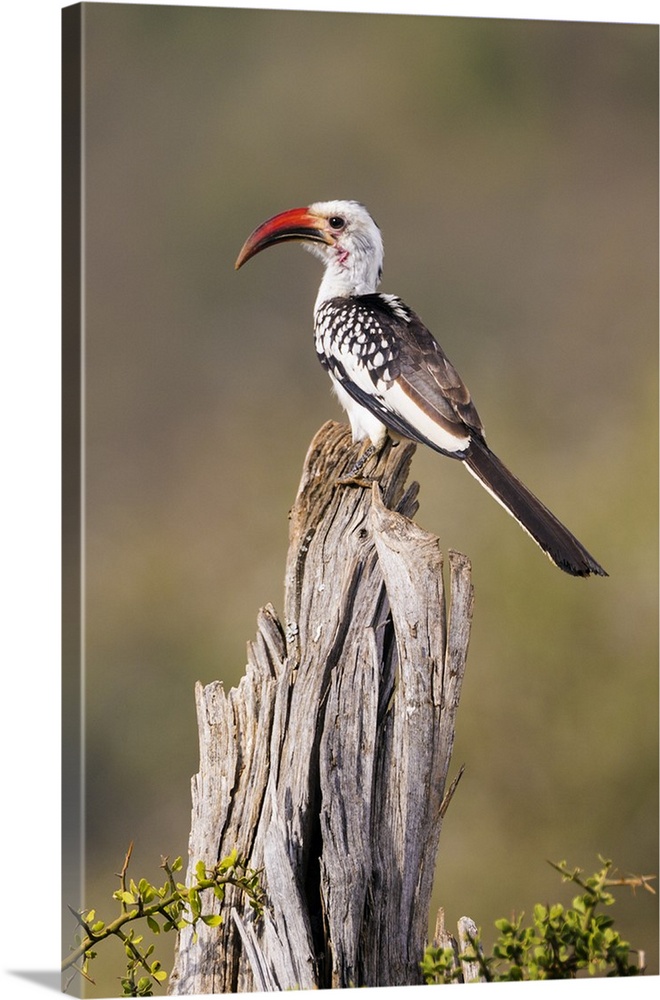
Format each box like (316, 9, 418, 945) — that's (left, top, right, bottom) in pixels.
(337, 442, 380, 488)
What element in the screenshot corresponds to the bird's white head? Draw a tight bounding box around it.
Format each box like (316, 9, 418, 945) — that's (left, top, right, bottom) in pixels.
(235, 200, 384, 309)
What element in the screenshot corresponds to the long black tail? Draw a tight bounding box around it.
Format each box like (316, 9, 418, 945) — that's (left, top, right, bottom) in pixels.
(464, 438, 607, 577)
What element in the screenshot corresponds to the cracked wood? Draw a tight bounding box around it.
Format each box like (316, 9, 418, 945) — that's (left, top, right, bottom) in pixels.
(169, 421, 473, 994)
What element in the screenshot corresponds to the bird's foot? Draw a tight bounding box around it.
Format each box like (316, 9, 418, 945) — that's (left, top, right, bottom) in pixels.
(336, 443, 379, 487)
(336, 474, 377, 489)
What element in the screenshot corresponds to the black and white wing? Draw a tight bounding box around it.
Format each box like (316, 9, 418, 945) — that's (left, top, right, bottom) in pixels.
(314, 293, 606, 577)
(315, 293, 484, 457)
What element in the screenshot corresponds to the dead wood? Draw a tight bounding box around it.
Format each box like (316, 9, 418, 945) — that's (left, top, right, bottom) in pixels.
(169, 421, 473, 993)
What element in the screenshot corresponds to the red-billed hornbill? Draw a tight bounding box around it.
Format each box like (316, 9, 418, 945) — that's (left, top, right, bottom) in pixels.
(235, 200, 606, 578)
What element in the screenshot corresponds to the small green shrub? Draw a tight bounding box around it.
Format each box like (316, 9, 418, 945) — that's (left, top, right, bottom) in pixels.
(63, 843, 264, 996)
(421, 858, 654, 984)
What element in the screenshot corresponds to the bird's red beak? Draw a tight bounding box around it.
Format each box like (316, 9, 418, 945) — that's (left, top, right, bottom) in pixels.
(235, 207, 333, 269)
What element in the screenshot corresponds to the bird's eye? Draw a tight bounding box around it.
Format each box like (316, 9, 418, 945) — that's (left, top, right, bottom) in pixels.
(328, 216, 345, 231)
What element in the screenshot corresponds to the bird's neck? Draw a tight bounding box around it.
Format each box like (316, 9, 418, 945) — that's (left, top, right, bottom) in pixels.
(312, 252, 381, 314)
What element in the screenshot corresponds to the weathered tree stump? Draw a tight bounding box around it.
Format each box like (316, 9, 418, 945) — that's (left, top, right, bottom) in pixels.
(169, 421, 473, 994)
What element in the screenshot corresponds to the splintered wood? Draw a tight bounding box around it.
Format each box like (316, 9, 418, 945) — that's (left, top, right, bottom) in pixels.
(169, 421, 473, 994)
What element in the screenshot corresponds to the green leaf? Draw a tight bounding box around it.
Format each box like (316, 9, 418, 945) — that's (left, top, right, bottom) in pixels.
(217, 849, 239, 872)
(201, 914, 223, 927)
(146, 915, 160, 935)
(188, 887, 202, 920)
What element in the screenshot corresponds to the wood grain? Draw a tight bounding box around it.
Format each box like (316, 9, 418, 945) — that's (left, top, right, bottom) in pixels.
(169, 422, 473, 993)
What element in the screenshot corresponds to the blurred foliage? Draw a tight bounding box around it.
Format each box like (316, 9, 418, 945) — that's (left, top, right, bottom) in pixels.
(421, 858, 655, 983)
(65, 5, 657, 995)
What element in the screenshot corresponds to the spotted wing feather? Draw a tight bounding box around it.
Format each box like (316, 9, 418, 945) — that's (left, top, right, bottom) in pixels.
(314, 293, 606, 577)
(316, 293, 483, 456)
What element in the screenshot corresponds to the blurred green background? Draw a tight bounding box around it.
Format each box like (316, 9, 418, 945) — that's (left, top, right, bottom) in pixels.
(68, 3, 657, 994)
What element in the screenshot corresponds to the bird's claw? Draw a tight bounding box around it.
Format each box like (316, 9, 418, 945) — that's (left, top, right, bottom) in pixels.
(336, 474, 376, 489)
(337, 442, 379, 486)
